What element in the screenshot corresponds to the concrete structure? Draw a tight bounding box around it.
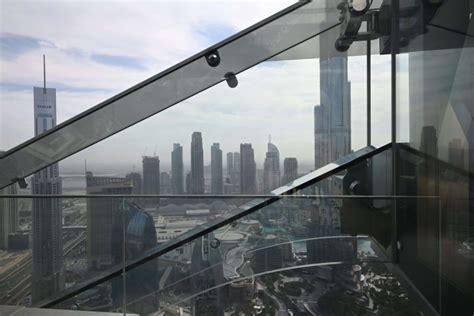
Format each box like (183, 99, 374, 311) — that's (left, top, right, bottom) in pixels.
(263, 140, 280, 193)
(31, 82, 64, 303)
(240, 144, 256, 194)
(171, 143, 184, 194)
(211, 143, 223, 194)
(191, 132, 204, 194)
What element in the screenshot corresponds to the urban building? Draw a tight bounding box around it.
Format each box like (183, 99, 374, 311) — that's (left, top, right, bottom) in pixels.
(240, 144, 256, 194)
(31, 82, 64, 303)
(111, 203, 159, 314)
(211, 143, 223, 194)
(225, 152, 240, 193)
(253, 234, 283, 273)
(125, 172, 142, 194)
(233, 152, 240, 188)
(191, 233, 224, 315)
(226, 152, 233, 181)
(314, 34, 351, 172)
(171, 143, 184, 194)
(282, 158, 298, 184)
(142, 156, 160, 195)
(160, 172, 171, 194)
(0, 179, 17, 250)
(263, 140, 280, 193)
(191, 132, 205, 194)
(86, 172, 132, 270)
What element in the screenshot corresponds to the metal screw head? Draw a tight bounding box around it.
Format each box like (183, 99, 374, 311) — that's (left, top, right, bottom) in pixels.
(224, 72, 238, 88)
(205, 50, 220, 67)
(210, 238, 220, 249)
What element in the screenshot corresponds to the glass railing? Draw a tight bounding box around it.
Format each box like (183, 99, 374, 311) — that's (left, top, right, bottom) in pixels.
(22, 143, 446, 315)
(1, 0, 473, 314)
(0, 0, 346, 190)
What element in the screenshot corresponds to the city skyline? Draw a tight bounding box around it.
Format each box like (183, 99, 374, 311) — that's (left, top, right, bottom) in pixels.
(0, 1, 399, 172)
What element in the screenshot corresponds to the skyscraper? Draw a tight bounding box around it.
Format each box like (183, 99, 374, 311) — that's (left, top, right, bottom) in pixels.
(211, 143, 223, 194)
(263, 140, 280, 193)
(171, 143, 184, 194)
(0, 177, 17, 250)
(191, 233, 224, 315)
(142, 156, 160, 195)
(240, 143, 256, 194)
(314, 39, 351, 172)
(86, 172, 132, 270)
(226, 152, 241, 193)
(111, 203, 159, 313)
(191, 132, 204, 194)
(31, 60, 64, 303)
(310, 21, 351, 257)
(282, 158, 298, 184)
(226, 152, 234, 182)
(160, 172, 171, 194)
(186, 172, 192, 194)
(233, 152, 241, 192)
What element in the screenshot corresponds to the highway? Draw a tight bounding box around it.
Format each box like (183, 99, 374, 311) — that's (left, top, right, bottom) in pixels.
(0, 231, 86, 305)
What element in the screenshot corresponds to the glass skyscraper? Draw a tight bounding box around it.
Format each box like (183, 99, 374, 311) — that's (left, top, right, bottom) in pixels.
(31, 86, 64, 303)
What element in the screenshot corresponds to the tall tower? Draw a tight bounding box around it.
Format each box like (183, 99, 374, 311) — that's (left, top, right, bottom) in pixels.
(282, 158, 298, 184)
(226, 152, 234, 182)
(31, 55, 64, 303)
(263, 139, 280, 193)
(240, 144, 256, 194)
(211, 143, 223, 194)
(310, 18, 351, 247)
(142, 156, 160, 195)
(314, 35, 351, 171)
(171, 143, 184, 194)
(86, 172, 132, 270)
(191, 132, 204, 194)
(233, 152, 241, 193)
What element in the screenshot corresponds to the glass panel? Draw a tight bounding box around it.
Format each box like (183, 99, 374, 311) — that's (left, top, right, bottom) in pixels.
(395, 0, 473, 314)
(0, 1, 300, 151)
(41, 143, 387, 311)
(119, 147, 396, 313)
(0, 0, 344, 190)
(50, 280, 118, 312)
(127, 196, 396, 315)
(0, 196, 126, 308)
(0, 196, 32, 306)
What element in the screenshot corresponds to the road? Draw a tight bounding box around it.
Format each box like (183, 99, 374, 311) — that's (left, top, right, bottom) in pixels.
(1, 231, 86, 305)
(256, 279, 289, 316)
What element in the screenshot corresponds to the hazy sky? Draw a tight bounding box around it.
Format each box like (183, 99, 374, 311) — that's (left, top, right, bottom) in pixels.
(0, 0, 405, 175)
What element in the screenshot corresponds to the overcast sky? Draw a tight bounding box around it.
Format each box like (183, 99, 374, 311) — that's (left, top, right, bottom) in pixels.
(0, 0, 404, 175)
